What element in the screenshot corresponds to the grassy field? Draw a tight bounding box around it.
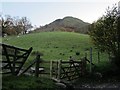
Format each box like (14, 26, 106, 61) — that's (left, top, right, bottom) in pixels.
(2, 32, 108, 64)
(2, 32, 113, 89)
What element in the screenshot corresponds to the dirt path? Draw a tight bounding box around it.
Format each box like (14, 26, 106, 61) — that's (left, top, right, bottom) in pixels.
(74, 82, 120, 89)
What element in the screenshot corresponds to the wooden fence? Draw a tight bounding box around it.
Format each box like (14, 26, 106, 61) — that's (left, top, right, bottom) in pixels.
(1, 43, 95, 81)
(50, 58, 88, 81)
(19, 55, 90, 81)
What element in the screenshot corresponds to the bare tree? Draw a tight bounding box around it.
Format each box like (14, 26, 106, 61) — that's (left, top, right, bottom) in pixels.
(19, 17, 32, 34)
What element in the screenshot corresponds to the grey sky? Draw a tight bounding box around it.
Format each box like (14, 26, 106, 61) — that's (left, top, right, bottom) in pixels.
(1, 0, 120, 27)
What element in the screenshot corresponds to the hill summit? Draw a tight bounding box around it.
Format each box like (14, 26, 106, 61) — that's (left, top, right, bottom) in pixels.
(34, 16, 90, 34)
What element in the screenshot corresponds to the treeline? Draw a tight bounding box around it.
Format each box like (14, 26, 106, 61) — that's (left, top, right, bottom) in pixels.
(0, 15, 33, 37)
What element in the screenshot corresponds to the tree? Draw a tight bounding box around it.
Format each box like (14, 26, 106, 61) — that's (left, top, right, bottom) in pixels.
(12, 16, 23, 35)
(1, 15, 17, 36)
(1, 15, 33, 36)
(89, 5, 120, 68)
(19, 17, 32, 34)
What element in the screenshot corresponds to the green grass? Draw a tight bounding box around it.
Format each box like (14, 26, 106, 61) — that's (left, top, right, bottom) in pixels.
(2, 31, 108, 64)
(2, 75, 57, 90)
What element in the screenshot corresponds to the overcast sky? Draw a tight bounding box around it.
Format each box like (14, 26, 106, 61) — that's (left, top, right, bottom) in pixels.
(1, 0, 120, 27)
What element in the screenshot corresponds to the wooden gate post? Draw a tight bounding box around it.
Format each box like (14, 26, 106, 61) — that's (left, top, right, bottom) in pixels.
(50, 60, 53, 78)
(57, 60, 62, 80)
(98, 51, 100, 63)
(90, 47, 92, 73)
(35, 54, 40, 77)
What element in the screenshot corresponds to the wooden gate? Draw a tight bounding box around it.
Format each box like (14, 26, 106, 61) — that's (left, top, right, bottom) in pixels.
(50, 59, 87, 81)
(0, 43, 32, 75)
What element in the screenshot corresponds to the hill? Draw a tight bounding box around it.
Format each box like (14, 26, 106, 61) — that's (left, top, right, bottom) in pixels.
(33, 16, 90, 34)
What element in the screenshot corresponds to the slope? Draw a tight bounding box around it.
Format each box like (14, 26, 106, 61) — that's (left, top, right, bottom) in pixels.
(2, 32, 107, 63)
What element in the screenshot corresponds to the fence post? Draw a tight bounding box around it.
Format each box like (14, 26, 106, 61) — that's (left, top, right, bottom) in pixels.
(50, 60, 53, 78)
(57, 60, 61, 80)
(35, 54, 40, 77)
(98, 51, 100, 63)
(90, 47, 92, 73)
